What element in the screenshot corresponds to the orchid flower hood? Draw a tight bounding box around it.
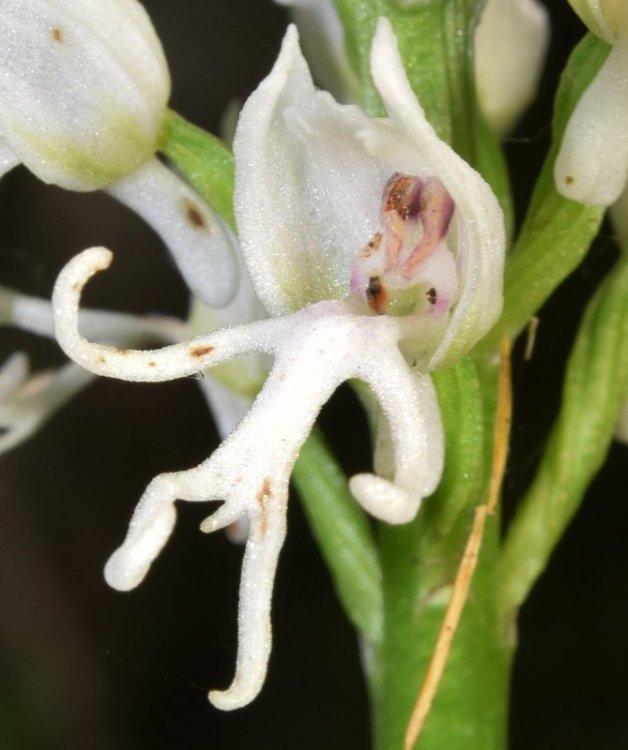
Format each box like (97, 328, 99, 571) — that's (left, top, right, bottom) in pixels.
(51, 18, 505, 711)
(0, 0, 237, 306)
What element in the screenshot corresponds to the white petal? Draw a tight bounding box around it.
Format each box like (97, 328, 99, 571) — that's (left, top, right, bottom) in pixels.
(568, 0, 627, 44)
(0, 353, 29, 401)
(349, 356, 443, 524)
(475, 0, 550, 134)
(369, 18, 505, 367)
(208, 501, 287, 710)
(108, 158, 238, 307)
(554, 41, 628, 207)
(0, 360, 93, 455)
(0, 0, 169, 190)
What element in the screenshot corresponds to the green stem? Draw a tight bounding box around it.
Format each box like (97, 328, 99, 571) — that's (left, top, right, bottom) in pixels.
(371, 507, 512, 750)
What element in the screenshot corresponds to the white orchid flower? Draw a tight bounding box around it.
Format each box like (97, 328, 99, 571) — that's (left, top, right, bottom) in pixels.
(554, 1, 628, 206)
(0, 282, 189, 454)
(475, 0, 550, 134)
(51, 18, 505, 710)
(0, 0, 236, 306)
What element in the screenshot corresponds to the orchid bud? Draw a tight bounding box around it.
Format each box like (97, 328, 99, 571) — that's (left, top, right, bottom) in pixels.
(0, 0, 237, 306)
(475, 0, 550, 134)
(567, 0, 628, 44)
(555, 0, 628, 206)
(0, 0, 169, 190)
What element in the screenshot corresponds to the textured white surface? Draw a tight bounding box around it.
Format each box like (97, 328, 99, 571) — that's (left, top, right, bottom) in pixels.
(555, 42, 628, 206)
(108, 157, 238, 307)
(0, 0, 169, 189)
(53, 246, 444, 709)
(50, 18, 507, 712)
(234, 19, 505, 369)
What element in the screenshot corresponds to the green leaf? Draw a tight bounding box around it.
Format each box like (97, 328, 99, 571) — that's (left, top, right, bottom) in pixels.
(292, 429, 383, 645)
(478, 33, 610, 357)
(159, 110, 235, 229)
(499, 255, 628, 623)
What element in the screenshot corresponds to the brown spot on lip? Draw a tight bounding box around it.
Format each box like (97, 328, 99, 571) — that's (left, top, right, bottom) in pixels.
(426, 287, 437, 305)
(148, 360, 156, 367)
(257, 479, 273, 535)
(362, 232, 383, 258)
(97, 355, 107, 365)
(565, 175, 574, 185)
(257, 479, 272, 509)
(51, 27, 63, 43)
(366, 275, 386, 314)
(182, 198, 208, 230)
(190, 344, 214, 358)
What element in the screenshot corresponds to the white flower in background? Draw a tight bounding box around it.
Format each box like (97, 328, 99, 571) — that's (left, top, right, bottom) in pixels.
(278, 0, 550, 134)
(0, 282, 186, 453)
(0, 0, 237, 306)
(52, 18, 505, 710)
(0, 254, 264, 455)
(475, 0, 550, 134)
(275, 0, 363, 103)
(554, 0, 628, 206)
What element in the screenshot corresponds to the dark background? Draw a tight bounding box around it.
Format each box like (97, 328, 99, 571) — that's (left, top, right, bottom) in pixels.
(1, 1, 626, 748)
